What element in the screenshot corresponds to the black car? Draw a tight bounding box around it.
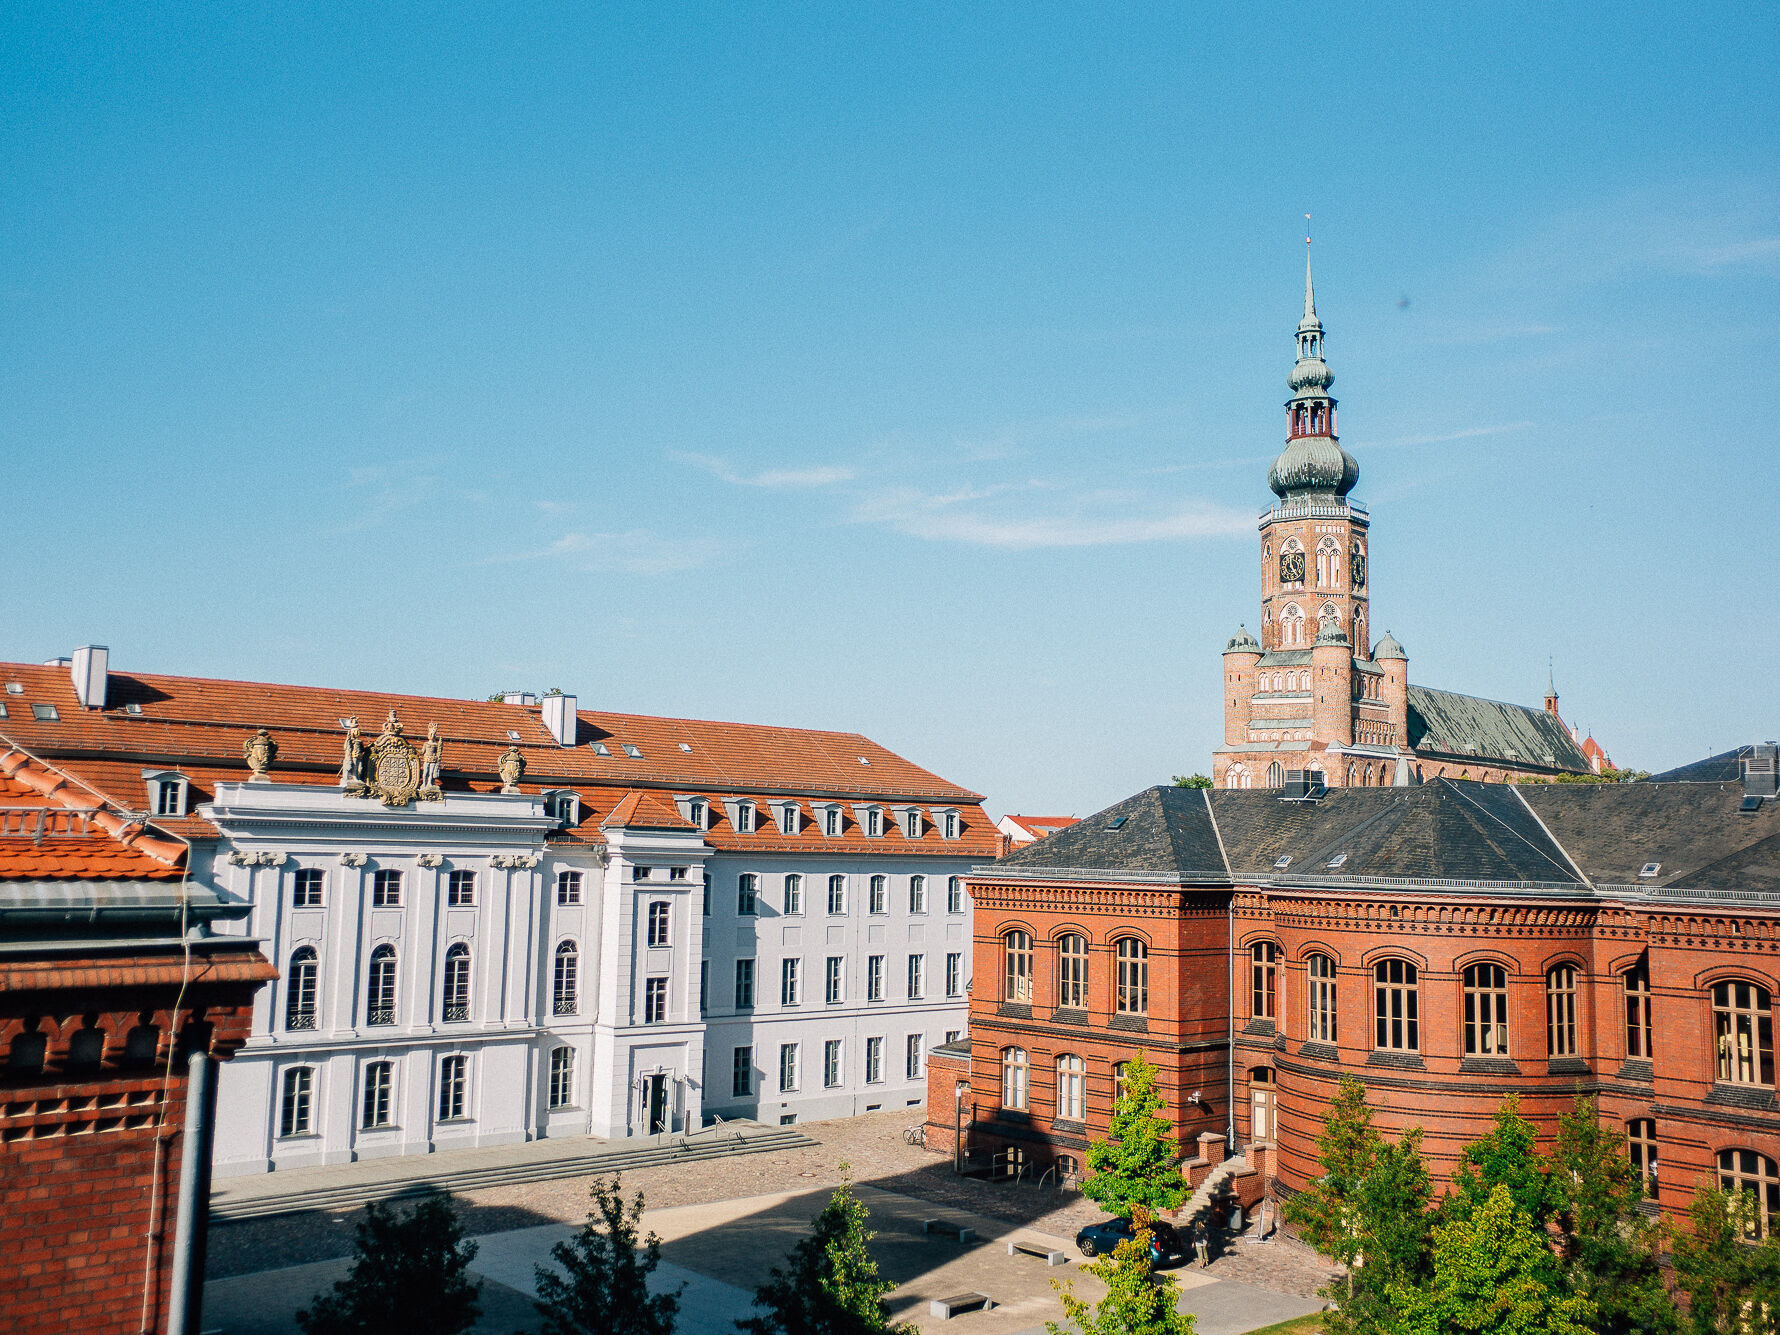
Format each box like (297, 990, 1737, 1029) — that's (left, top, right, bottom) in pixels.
(1074, 1216, 1183, 1265)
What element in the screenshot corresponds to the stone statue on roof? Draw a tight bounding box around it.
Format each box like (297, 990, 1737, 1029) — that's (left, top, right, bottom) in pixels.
(419, 722, 444, 801)
(498, 744, 525, 795)
(243, 728, 277, 782)
(340, 717, 368, 794)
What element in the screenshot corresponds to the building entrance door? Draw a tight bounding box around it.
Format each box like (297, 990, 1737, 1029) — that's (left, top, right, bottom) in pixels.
(1250, 1067, 1275, 1141)
(644, 1073, 669, 1135)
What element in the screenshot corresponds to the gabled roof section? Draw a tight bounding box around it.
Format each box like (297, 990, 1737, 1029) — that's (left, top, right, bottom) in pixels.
(0, 743, 185, 879)
(1518, 780, 1780, 889)
(1647, 745, 1755, 784)
(1407, 684, 1590, 773)
(991, 788, 1228, 880)
(603, 789, 697, 832)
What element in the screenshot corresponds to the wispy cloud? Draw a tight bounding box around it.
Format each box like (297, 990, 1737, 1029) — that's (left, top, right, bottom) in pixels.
(850, 484, 1251, 550)
(336, 458, 444, 533)
(484, 529, 717, 575)
(675, 451, 857, 488)
(1352, 422, 1533, 451)
(1495, 184, 1780, 286)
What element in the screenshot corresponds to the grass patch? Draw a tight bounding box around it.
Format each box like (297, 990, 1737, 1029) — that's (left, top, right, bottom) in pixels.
(1239, 1316, 1323, 1335)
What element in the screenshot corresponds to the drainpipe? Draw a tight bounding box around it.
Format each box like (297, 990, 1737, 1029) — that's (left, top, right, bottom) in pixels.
(166, 1049, 217, 1335)
(1227, 895, 1237, 1153)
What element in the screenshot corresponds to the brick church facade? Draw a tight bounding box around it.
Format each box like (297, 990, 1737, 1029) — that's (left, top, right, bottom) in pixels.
(927, 266, 1780, 1238)
(1213, 253, 1593, 790)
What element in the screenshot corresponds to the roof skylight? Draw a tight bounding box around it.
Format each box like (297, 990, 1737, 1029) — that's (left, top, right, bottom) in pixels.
(678, 742, 692, 752)
(1638, 862, 1661, 879)
(1326, 852, 1349, 869)
(506, 730, 522, 742)
(858, 756, 871, 765)
(623, 743, 642, 758)
(125, 702, 143, 715)
(30, 703, 58, 721)
(1273, 854, 1292, 870)
(4, 683, 20, 694)
(590, 742, 610, 756)
(1106, 816, 1128, 830)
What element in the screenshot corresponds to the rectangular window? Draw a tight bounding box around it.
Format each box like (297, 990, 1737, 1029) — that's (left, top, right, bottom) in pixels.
(906, 1034, 922, 1080)
(865, 1036, 883, 1084)
(781, 958, 801, 1007)
(824, 1039, 842, 1087)
(946, 953, 962, 998)
(548, 1047, 575, 1110)
(947, 876, 964, 914)
(825, 807, 841, 836)
(904, 809, 921, 838)
(689, 798, 707, 830)
(736, 803, 755, 834)
(945, 1030, 960, 1046)
(632, 865, 652, 881)
(867, 955, 885, 1002)
(644, 977, 668, 1024)
(869, 875, 887, 914)
(732, 1046, 753, 1097)
(907, 955, 925, 1000)
(669, 866, 688, 881)
(361, 1061, 393, 1130)
(280, 1067, 314, 1137)
(944, 812, 958, 839)
(735, 958, 755, 1009)
(372, 869, 402, 907)
(447, 869, 476, 907)
(438, 1055, 468, 1121)
(908, 876, 926, 913)
(783, 874, 802, 914)
(702, 872, 710, 916)
(827, 875, 846, 915)
(292, 868, 324, 908)
(826, 956, 844, 1004)
(156, 779, 183, 816)
(866, 808, 881, 837)
(647, 901, 671, 947)
(699, 960, 708, 1015)
(738, 874, 757, 915)
(779, 1043, 798, 1092)
(779, 804, 798, 835)
(557, 871, 582, 905)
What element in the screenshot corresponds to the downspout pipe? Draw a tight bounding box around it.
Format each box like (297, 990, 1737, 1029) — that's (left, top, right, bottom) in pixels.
(166, 1049, 217, 1335)
(1227, 894, 1237, 1153)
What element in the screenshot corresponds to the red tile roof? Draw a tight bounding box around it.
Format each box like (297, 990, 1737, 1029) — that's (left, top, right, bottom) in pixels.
(0, 661, 999, 857)
(604, 790, 696, 831)
(0, 745, 185, 879)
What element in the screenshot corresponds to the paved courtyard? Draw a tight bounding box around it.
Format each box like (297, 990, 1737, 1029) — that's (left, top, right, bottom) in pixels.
(205, 1109, 1334, 1334)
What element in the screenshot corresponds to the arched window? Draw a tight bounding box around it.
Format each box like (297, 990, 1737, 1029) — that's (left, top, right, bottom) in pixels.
(1719, 1149, 1780, 1239)
(286, 946, 319, 1031)
(442, 943, 471, 1023)
(1317, 536, 1341, 587)
(1307, 953, 1337, 1043)
(1003, 931, 1033, 1004)
(1547, 965, 1579, 1057)
(366, 945, 397, 1027)
(1111, 1061, 1130, 1107)
(67, 1023, 105, 1072)
(7, 1026, 47, 1076)
(1346, 763, 1357, 787)
(1267, 761, 1283, 787)
(1057, 934, 1089, 1010)
(1713, 980, 1775, 1086)
(553, 941, 579, 1016)
(1628, 1119, 1658, 1201)
(1115, 938, 1149, 1015)
(1000, 1046, 1028, 1110)
(1623, 962, 1653, 1060)
(1280, 603, 1304, 646)
(362, 1060, 393, 1130)
(1056, 1054, 1085, 1121)
(1463, 963, 1509, 1056)
(1374, 959, 1419, 1052)
(1250, 942, 1277, 1022)
(548, 1046, 575, 1110)
(828, 874, 847, 914)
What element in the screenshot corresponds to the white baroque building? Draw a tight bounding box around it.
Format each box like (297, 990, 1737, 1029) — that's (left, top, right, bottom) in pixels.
(0, 650, 996, 1176)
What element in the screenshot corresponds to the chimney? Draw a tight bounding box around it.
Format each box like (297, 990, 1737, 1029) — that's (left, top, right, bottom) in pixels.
(1747, 743, 1778, 799)
(500, 691, 536, 706)
(541, 693, 578, 747)
(71, 645, 109, 709)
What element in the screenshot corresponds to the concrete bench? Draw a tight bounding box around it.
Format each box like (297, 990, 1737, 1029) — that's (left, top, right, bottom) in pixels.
(922, 1218, 977, 1242)
(929, 1291, 997, 1319)
(1006, 1239, 1069, 1265)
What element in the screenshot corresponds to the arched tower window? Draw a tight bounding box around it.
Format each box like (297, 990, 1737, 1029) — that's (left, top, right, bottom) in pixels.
(1267, 761, 1283, 787)
(1317, 537, 1341, 587)
(1280, 604, 1304, 647)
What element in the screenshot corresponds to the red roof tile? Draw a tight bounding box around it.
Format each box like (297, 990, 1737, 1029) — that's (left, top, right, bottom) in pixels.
(0, 746, 185, 879)
(604, 790, 696, 831)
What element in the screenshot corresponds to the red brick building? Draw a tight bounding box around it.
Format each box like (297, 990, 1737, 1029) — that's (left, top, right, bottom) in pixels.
(0, 740, 271, 1335)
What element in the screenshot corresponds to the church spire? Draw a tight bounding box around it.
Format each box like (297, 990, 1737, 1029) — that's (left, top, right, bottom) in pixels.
(1268, 238, 1357, 500)
(1303, 235, 1317, 322)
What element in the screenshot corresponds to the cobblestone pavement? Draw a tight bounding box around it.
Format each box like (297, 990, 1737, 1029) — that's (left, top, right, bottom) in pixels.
(207, 1108, 1339, 1308)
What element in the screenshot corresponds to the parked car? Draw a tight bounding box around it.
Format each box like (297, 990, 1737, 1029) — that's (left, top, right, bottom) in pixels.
(1074, 1216, 1183, 1265)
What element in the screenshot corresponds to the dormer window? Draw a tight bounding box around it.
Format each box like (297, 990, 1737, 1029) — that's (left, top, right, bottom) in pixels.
(903, 808, 923, 839)
(689, 798, 708, 830)
(735, 801, 755, 834)
(863, 806, 882, 838)
(822, 805, 842, 837)
(544, 791, 581, 830)
(142, 770, 190, 818)
(936, 809, 960, 840)
(777, 802, 800, 836)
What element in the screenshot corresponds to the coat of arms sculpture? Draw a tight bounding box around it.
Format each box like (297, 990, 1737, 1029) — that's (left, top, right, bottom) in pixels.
(364, 711, 422, 807)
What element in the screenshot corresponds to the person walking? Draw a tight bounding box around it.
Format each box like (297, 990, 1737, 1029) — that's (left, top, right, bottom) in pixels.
(1193, 1221, 1211, 1268)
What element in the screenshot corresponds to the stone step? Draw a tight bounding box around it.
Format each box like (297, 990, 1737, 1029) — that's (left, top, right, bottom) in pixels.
(210, 1127, 816, 1223)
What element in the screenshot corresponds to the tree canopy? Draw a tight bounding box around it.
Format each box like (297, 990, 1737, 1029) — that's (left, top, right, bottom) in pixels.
(737, 1174, 914, 1335)
(295, 1198, 482, 1335)
(1049, 1226, 1196, 1335)
(533, 1176, 682, 1335)
(1083, 1054, 1187, 1217)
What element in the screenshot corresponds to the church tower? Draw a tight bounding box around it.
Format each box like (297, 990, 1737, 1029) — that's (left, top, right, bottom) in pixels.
(1216, 252, 1405, 789)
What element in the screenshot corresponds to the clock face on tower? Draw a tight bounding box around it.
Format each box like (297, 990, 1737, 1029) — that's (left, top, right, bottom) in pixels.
(1280, 551, 1305, 584)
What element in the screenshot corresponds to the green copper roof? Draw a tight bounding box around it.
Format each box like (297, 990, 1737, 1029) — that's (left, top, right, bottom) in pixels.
(1406, 685, 1591, 773)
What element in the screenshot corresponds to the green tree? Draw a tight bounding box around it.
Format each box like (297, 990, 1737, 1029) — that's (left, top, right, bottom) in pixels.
(1171, 774, 1213, 789)
(532, 1176, 681, 1335)
(1049, 1227, 1196, 1335)
(737, 1174, 914, 1335)
(1332, 1129, 1436, 1335)
(1445, 1093, 1553, 1232)
(1546, 1096, 1675, 1335)
(1285, 1076, 1380, 1277)
(296, 1197, 481, 1335)
(1672, 1185, 1780, 1335)
(1083, 1054, 1187, 1217)
(1388, 1183, 1595, 1335)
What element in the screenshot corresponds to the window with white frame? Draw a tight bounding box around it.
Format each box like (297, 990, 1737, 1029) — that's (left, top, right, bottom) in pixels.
(553, 941, 579, 1016)
(557, 870, 582, 905)
(688, 798, 708, 830)
(366, 945, 397, 1026)
(906, 1034, 922, 1080)
(1115, 938, 1148, 1014)
(825, 956, 844, 1004)
(438, 1055, 468, 1121)
(947, 876, 964, 913)
(942, 810, 958, 839)
(869, 875, 887, 913)
(735, 958, 755, 1008)
(780, 958, 801, 1006)
(907, 955, 925, 1000)
(732, 1046, 752, 1097)
(632, 865, 652, 882)
(1056, 1054, 1085, 1121)
(448, 869, 476, 907)
(827, 874, 846, 914)
(867, 955, 884, 1002)
(285, 948, 319, 1031)
(908, 875, 926, 913)
(372, 869, 402, 907)
(946, 952, 962, 998)
(737, 873, 757, 915)
(824, 806, 842, 836)
(648, 901, 671, 946)
(362, 1060, 393, 1129)
(779, 1043, 798, 1092)
(156, 777, 186, 816)
(1000, 1047, 1028, 1109)
(824, 1039, 842, 1088)
(441, 944, 471, 1022)
(865, 1036, 883, 1083)
(735, 802, 755, 834)
(548, 1046, 575, 1110)
(644, 977, 668, 1023)
(904, 808, 922, 838)
(865, 807, 882, 837)
(292, 868, 324, 908)
(280, 1066, 314, 1137)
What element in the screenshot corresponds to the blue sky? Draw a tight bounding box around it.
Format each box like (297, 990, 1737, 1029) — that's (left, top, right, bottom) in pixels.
(3, 4, 1775, 814)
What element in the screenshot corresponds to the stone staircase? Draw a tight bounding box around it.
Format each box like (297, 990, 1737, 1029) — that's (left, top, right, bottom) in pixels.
(211, 1123, 815, 1223)
(1172, 1153, 1249, 1227)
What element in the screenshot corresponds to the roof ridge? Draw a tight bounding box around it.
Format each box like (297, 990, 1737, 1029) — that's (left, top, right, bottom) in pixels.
(1437, 779, 1577, 882)
(0, 736, 186, 868)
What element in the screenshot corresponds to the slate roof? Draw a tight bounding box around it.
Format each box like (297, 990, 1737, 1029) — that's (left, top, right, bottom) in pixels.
(982, 778, 1780, 901)
(1406, 685, 1591, 773)
(1647, 745, 1756, 784)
